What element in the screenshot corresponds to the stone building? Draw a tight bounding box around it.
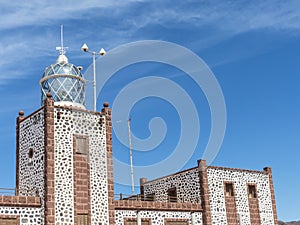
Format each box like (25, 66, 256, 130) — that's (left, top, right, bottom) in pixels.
(0, 49, 278, 225)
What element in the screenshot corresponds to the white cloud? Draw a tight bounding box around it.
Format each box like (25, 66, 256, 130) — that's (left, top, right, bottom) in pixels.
(0, 1, 136, 30)
(0, 0, 300, 84)
(2, 1, 300, 33)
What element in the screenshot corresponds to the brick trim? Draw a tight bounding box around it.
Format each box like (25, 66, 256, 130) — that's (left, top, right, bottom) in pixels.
(197, 159, 212, 225)
(15, 107, 45, 123)
(114, 200, 201, 212)
(246, 183, 261, 225)
(0, 215, 20, 224)
(0, 196, 41, 207)
(44, 93, 55, 225)
(164, 218, 189, 225)
(15, 111, 25, 195)
(73, 134, 91, 225)
(223, 182, 238, 225)
(102, 102, 115, 225)
(140, 178, 148, 196)
(124, 217, 152, 225)
(264, 167, 278, 225)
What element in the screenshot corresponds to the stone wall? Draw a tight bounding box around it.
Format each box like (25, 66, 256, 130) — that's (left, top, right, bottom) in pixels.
(53, 107, 108, 225)
(141, 161, 276, 225)
(115, 210, 202, 225)
(0, 196, 42, 224)
(207, 167, 275, 225)
(18, 109, 45, 199)
(17, 108, 45, 225)
(143, 168, 201, 203)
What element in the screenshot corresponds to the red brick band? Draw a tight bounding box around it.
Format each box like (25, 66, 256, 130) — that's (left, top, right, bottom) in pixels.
(197, 160, 212, 225)
(73, 134, 91, 224)
(0, 196, 41, 207)
(15, 111, 25, 196)
(102, 103, 115, 225)
(44, 94, 55, 225)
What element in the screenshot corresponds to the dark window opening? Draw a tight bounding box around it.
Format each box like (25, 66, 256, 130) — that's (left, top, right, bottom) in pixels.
(57, 111, 62, 120)
(248, 184, 257, 198)
(225, 183, 234, 197)
(28, 148, 34, 166)
(167, 187, 177, 202)
(28, 148, 34, 158)
(124, 219, 150, 225)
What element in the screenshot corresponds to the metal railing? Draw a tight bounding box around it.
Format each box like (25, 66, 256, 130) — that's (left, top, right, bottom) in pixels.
(115, 193, 179, 202)
(114, 193, 201, 204)
(167, 195, 178, 202)
(0, 188, 16, 196)
(115, 193, 155, 201)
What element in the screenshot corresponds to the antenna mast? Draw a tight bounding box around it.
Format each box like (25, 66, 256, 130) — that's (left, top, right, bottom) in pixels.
(56, 25, 68, 55)
(60, 25, 64, 53)
(128, 118, 135, 195)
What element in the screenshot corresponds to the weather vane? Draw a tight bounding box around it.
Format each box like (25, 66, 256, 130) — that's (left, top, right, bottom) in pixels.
(56, 25, 68, 55)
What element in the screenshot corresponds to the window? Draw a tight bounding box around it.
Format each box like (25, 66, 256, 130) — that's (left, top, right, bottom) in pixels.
(124, 219, 150, 225)
(0, 217, 18, 225)
(248, 184, 257, 198)
(225, 183, 234, 197)
(167, 187, 177, 202)
(28, 148, 34, 158)
(74, 135, 89, 155)
(165, 220, 188, 225)
(77, 214, 88, 225)
(28, 148, 34, 166)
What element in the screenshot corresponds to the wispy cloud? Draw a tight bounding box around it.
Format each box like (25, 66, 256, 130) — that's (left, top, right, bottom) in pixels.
(0, 1, 137, 30)
(0, 0, 300, 84)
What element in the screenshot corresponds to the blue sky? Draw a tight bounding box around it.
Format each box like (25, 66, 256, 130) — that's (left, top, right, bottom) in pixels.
(0, 0, 300, 222)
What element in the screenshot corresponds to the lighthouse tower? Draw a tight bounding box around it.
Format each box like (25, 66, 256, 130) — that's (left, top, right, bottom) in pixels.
(16, 44, 114, 225)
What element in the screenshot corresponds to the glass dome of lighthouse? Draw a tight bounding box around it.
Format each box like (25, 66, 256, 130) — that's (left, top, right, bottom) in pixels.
(40, 45, 86, 109)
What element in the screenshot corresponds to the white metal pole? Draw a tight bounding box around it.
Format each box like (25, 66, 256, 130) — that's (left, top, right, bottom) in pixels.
(137, 211, 141, 225)
(128, 118, 135, 195)
(191, 212, 195, 225)
(60, 25, 64, 53)
(92, 52, 97, 111)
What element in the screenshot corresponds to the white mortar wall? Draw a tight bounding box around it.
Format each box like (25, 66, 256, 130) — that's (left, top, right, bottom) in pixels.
(115, 210, 202, 225)
(19, 109, 45, 198)
(207, 167, 275, 225)
(18, 109, 45, 223)
(143, 168, 200, 203)
(0, 206, 42, 224)
(54, 108, 108, 225)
